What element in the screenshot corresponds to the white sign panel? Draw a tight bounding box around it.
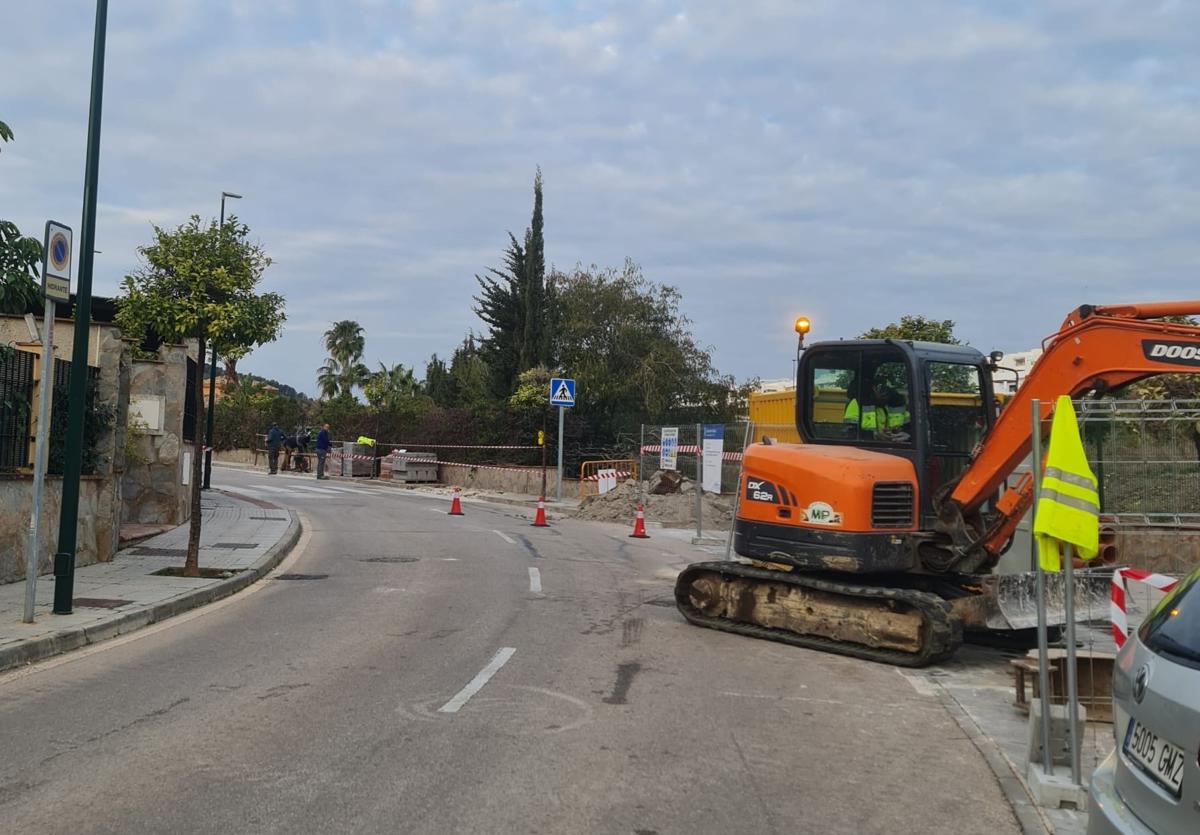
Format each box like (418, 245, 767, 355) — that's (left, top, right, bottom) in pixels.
(128, 394, 165, 433)
(660, 427, 679, 472)
(597, 468, 618, 495)
(702, 424, 724, 493)
(41, 220, 72, 303)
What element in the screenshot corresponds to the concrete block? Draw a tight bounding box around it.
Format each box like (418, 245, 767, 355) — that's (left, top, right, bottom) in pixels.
(1026, 763, 1089, 811)
(1027, 697, 1086, 766)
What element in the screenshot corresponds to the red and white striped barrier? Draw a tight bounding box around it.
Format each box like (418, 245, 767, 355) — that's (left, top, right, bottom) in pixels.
(582, 470, 633, 481)
(639, 445, 744, 461)
(1110, 568, 1179, 649)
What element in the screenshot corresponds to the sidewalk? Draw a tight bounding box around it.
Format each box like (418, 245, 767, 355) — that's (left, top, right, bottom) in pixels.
(903, 643, 1116, 835)
(0, 490, 300, 673)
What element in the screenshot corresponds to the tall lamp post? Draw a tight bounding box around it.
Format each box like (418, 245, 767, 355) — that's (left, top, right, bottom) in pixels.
(53, 0, 108, 615)
(202, 190, 241, 490)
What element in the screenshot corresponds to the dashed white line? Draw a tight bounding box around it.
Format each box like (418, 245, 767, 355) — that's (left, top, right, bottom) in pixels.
(438, 647, 517, 714)
(528, 566, 542, 593)
(494, 530, 516, 545)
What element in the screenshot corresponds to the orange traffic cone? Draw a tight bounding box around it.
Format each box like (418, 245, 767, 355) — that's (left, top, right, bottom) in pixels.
(531, 496, 549, 527)
(629, 504, 650, 539)
(448, 488, 465, 516)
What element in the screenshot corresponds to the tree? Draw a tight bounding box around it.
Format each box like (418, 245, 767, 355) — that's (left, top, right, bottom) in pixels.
(117, 215, 284, 577)
(449, 335, 491, 411)
(474, 169, 552, 397)
(318, 320, 370, 399)
(0, 221, 41, 315)
(0, 120, 41, 315)
(860, 315, 961, 344)
(552, 260, 721, 441)
(363, 362, 420, 410)
(424, 353, 456, 407)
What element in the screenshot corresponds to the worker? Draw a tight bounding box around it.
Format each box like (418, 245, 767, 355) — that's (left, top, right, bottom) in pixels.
(266, 423, 285, 474)
(843, 382, 910, 440)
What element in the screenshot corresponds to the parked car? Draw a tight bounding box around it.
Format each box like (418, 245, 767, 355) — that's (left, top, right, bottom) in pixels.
(1088, 565, 1200, 834)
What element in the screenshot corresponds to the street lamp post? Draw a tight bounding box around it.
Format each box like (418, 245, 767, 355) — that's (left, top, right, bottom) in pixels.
(53, 0, 108, 615)
(202, 191, 241, 491)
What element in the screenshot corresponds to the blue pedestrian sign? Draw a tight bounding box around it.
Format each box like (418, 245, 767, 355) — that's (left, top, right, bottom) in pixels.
(549, 377, 576, 407)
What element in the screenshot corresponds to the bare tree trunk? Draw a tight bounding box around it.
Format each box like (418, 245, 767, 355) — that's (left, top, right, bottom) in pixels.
(184, 333, 206, 578)
(224, 355, 239, 385)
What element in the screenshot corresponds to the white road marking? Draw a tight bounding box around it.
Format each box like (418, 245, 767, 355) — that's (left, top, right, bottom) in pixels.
(438, 647, 517, 714)
(442, 558, 459, 561)
(528, 567, 542, 593)
(494, 530, 516, 545)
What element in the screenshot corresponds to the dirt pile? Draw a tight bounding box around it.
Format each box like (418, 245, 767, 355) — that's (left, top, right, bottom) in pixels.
(576, 475, 734, 528)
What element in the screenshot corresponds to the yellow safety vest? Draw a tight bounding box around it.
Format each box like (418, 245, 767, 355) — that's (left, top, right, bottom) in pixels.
(1032, 396, 1099, 572)
(356, 436, 376, 447)
(843, 400, 907, 431)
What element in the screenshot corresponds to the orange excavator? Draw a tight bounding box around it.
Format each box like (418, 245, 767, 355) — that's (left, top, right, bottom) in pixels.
(675, 302, 1200, 666)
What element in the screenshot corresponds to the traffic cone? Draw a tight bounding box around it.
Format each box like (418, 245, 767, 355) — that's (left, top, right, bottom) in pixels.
(531, 496, 549, 527)
(629, 504, 650, 539)
(448, 487, 464, 516)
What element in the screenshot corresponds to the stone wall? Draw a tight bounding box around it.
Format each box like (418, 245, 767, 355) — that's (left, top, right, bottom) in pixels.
(438, 463, 576, 497)
(0, 475, 118, 584)
(121, 344, 192, 525)
(0, 315, 128, 585)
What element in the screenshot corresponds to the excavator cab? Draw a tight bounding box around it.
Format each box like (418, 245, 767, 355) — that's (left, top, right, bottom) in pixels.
(796, 339, 996, 528)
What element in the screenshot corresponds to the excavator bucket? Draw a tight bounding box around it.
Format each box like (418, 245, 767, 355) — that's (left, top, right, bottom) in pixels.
(951, 570, 1112, 633)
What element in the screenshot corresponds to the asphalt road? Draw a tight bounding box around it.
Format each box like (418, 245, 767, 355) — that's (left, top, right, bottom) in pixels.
(0, 468, 1022, 835)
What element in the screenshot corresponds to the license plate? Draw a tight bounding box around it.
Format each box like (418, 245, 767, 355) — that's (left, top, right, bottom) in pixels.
(1124, 718, 1186, 797)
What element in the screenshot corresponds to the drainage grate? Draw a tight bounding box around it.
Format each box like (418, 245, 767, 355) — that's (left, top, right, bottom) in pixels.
(358, 557, 419, 564)
(211, 542, 257, 549)
(275, 573, 328, 581)
(73, 597, 133, 609)
(248, 516, 288, 521)
(130, 547, 187, 557)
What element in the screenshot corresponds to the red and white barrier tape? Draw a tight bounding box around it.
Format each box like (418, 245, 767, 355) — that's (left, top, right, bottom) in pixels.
(639, 445, 743, 461)
(329, 451, 377, 462)
(382, 443, 540, 450)
(1111, 568, 1179, 649)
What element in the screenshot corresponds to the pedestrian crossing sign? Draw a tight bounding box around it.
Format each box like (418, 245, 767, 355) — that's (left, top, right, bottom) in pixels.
(549, 377, 576, 407)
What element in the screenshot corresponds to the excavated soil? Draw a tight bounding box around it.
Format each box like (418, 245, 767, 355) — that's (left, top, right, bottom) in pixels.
(576, 477, 734, 528)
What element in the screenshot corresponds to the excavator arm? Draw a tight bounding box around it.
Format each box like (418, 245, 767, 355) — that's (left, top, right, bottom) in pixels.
(936, 301, 1200, 566)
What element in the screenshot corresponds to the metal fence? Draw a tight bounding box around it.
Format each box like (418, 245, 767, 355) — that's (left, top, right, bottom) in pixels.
(0, 349, 35, 471)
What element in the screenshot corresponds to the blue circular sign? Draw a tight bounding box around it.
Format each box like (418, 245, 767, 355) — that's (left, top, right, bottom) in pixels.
(48, 231, 70, 272)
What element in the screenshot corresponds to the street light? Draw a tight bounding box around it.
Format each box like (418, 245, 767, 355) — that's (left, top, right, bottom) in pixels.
(202, 191, 242, 490)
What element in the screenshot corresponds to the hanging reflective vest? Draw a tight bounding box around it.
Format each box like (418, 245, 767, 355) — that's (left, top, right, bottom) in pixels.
(1032, 396, 1099, 572)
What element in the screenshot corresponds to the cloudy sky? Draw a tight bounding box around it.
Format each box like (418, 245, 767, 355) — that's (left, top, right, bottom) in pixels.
(3, 0, 1198, 393)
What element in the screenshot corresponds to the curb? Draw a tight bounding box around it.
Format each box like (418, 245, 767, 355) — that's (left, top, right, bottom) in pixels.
(0, 511, 302, 674)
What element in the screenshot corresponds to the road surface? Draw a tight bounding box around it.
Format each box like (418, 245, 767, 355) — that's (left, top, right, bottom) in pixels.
(0, 467, 1022, 834)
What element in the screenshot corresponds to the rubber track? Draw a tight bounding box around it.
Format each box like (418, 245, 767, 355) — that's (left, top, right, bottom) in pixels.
(674, 561, 963, 668)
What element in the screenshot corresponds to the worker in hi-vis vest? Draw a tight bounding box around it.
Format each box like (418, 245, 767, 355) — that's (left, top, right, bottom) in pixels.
(843, 382, 909, 439)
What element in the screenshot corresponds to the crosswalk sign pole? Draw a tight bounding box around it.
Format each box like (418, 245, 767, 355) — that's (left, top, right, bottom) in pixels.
(556, 405, 564, 502)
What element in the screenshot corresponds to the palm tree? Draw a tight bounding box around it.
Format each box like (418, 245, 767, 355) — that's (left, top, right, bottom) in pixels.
(318, 320, 369, 398)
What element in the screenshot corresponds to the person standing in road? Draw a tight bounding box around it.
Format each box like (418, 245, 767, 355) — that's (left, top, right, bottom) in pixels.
(315, 423, 332, 479)
(266, 423, 285, 474)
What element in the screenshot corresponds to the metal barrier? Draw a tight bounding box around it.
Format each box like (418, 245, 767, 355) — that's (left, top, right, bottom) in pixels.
(578, 458, 638, 498)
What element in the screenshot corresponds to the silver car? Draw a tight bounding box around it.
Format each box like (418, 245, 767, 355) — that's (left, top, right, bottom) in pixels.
(1089, 566, 1200, 834)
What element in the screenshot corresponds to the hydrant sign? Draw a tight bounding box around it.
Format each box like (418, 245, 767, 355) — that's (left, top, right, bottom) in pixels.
(660, 427, 679, 472)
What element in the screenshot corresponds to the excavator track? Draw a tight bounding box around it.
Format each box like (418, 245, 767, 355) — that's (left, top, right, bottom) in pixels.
(674, 561, 963, 668)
